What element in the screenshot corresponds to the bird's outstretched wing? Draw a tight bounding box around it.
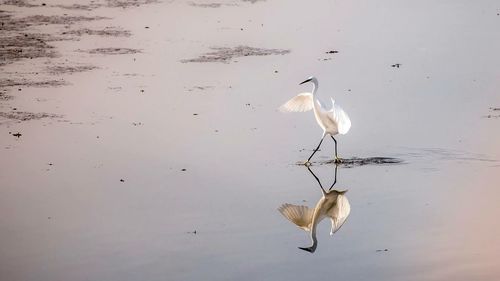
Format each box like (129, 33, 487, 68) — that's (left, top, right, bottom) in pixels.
(329, 98, 351, 134)
(326, 192, 351, 235)
(279, 93, 314, 112)
(278, 203, 314, 231)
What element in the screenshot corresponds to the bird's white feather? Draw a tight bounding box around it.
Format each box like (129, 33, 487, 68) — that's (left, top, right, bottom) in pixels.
(329, 98, 351, 134)
(279, 93, 314, 112)
(327, 194, 351, 235)
(278, 203, 314, 231)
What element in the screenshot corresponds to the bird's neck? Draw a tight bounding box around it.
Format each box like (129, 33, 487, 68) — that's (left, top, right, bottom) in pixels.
(311, 86, 323, 113)
(309, 223, 318, 251)
(311, 83, 318, 96)
(310, 204, 322, 245)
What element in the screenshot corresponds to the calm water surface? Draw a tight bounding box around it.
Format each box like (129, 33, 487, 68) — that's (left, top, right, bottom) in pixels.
(0, 0, 499, 280)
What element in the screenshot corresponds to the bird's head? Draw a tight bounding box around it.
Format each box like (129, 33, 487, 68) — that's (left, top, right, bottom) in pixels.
(298, 245, 317, 253)
(299, 76, 317, 85)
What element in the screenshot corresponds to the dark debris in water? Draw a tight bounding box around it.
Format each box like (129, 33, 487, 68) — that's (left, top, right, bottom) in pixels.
(53, 3, 102, 11)
(0, 10, 106, 89)
(331, 157, 404, 167)
(2, 0, 39, 7)
(0, 10, 109, 64)
(187, 85, 214, 92)
(1, 14, 108, 31)
(297, 157, 404, 167)
(189, 2, 238, 8)
(46, 64, 98, 75)
(0, 91, 13, 101)
(0, 78, 68, 88)
(242, 0, 266, 3)
(0, 111, 63, 121)
(0, 11, 105, 66)
(10, 132, 22, 138)
(23, 14, 108, 25)
(106, 0, 159, 8)
(318, 50, 338, 61)
(189, 2, 223, 8)
(0, 34, 59, 66)
(0, 0, 151, 104)
(54, 0, 158, 10)
(62, 27, 131, 37)
(79, 48, 142, 55)
(483, 107, 500, 119)
(181, 45, 290, 63)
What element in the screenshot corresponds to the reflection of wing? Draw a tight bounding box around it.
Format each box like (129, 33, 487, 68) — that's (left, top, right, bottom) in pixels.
(329, 98, 351, 134)
(278, 203, 314, 231)
(279, 93, 313, 112)
(327, 193, 351, 235)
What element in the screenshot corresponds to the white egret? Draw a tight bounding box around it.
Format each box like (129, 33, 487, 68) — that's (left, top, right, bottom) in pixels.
(278, 166, 350, 253)
(280, 76, 351, 164)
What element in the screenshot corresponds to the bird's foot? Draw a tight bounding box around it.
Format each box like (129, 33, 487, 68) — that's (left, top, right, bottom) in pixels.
(304, 160, 312, 166)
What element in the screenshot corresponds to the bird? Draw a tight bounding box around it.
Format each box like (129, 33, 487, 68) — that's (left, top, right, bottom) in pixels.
(280, 76, 351, 165)
(278, 166, 350, 253)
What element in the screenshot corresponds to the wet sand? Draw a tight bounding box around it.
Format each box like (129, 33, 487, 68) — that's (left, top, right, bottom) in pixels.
(1, 0, 500, 280)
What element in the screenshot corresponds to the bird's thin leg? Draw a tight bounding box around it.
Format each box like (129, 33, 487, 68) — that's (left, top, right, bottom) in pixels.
(329, 164, 338, 190)
(307, 166, 326, 194)
(330, 136, 340, 162)
(307, 136, 325, 163)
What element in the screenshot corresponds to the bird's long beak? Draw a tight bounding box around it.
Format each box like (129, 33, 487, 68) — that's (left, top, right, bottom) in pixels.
(298, 246, 316, 253)
(299, 78, 312, 85)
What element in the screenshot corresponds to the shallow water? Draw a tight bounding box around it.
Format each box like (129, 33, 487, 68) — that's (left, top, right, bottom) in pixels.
(1, 0, 500, 280)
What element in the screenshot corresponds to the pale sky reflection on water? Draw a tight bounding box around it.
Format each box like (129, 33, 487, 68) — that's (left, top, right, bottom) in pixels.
(0, 0, 499, 281)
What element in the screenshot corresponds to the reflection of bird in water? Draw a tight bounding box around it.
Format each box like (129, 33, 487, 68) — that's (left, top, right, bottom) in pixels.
(278, 166, 350, 253)
(280, 76, 351, 165)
